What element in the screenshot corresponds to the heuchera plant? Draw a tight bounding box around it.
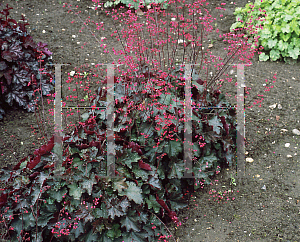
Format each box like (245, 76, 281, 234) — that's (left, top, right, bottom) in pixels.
(0, 3, 54, 120)
(230, 0, 300, 63)
(0, 0, 276, 241)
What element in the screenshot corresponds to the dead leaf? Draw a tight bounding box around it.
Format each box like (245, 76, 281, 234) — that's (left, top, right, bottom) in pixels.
(208, 44, 213, 48)
(276, 115, 280, 121)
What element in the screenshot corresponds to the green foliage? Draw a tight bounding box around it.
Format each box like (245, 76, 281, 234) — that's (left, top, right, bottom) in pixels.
(230, 0, 300, 63)
(103, 0, 169, 10)
(0, 64, 236, 241)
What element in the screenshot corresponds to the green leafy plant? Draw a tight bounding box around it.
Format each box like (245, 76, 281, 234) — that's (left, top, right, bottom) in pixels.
(0, 3, 54, 120)
(230, 0, 300, 63)
(101, 0, 169, 10)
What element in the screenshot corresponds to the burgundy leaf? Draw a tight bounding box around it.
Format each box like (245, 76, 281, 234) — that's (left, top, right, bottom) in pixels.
(63, 136, 71, 141)
(83, 127, 95, 135)
(0, 193, 8, 208)
(33, 135, 54, 156)
(7, 18, 17, 25)
(43, 163, 55, 169)
(23, 36, 36, 49)
(76, 144, 89, 149)
(155, 194, 170, 213)
(29, 171, 40, 180)
(138, 160, 152, 171)
(219, 116, 229, 135)
(26, 155, 41, 170)
(196, 78, 204, 85)
(4, 69, 12, 85)
(155, 195, 180, 225)
(89, 140, 100, 149)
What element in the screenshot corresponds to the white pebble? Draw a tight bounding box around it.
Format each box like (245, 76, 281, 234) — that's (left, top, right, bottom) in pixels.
(246, 157, 254, 163)
(292, 129, 300, 135)
(285, 143, 290, 147)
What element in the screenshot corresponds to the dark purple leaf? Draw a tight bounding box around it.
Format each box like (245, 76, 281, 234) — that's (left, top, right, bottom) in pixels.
(23, 35, 36, 49)
(13, 69, 29, 86)
(1, 84, 7, 94)
(0, 61, 7, 71)
(2, 41, 23, 62)
(4, 69, 12, 85)
(6, 90, 26, 107)
(37, 42, 52, 56)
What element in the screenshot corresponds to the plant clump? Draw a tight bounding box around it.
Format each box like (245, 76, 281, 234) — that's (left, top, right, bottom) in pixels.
(0, 3, 54, 120)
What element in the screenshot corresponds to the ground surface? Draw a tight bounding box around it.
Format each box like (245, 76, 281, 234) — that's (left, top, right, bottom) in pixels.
(1, 0, 300, 241)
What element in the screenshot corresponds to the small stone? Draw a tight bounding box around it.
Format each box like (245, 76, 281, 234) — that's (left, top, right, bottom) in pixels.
(292, 129, 300, 135)
(287, 155, 293, 158)
(246, 157, 254, 163)
(285, 143, 290, 147)
(278, 104, 282, 109)
(261, 185, 266, 190)
(269, 103, 277, 109)
(281, 129, 288, 132)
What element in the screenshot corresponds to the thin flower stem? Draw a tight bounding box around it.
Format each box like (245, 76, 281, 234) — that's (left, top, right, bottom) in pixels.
(148, 210, 177, 242)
